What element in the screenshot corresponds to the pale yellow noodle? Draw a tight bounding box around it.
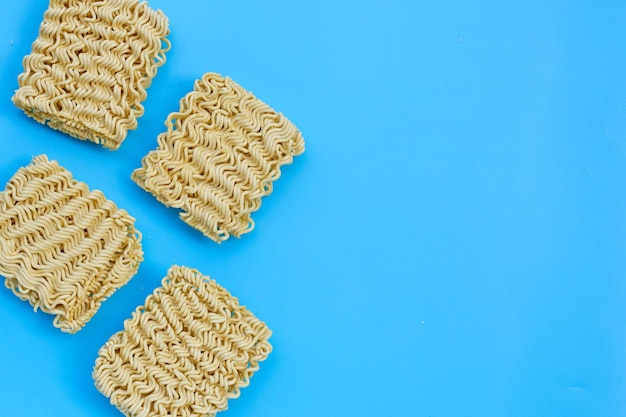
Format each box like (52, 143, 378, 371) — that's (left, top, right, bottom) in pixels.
(132, 73, 305, 243)
(0, 155, 143, 333)
(93, 265, 272, 417)
(12, 0, 170, 150)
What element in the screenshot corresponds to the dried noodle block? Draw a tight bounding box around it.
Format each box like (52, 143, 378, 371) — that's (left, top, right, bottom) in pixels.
(93, 265, 272, 417)
(0, 155, 143, 333)
(132, 73, 305, 243)
(12, 0, 170, 150)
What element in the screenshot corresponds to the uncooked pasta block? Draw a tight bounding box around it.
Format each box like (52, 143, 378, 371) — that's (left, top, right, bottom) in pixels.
(0, 155, 143, 333)
(12, 0, 170, 150)
(93, 265, 272, 417)
(132, 73, 305, 243)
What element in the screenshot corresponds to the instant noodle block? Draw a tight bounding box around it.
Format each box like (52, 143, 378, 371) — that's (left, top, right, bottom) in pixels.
(12, 0, 170, 150)
(0, 155, 143, 333)
(93, 265, 272, 417)
(132, 73, 305, 242)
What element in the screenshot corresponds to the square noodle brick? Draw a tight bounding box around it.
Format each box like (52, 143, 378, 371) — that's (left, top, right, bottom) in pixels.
(12, 0, 170, 150)
(93, 265, 272, 417)
(0, 155, 143, 333)
(132, 73, 305, 242)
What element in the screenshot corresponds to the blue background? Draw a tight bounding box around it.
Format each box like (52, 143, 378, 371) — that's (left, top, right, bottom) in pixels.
(1, 1, 625, 416)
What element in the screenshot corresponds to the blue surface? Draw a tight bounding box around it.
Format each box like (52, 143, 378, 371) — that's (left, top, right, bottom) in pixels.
(1, 1, 625, 416)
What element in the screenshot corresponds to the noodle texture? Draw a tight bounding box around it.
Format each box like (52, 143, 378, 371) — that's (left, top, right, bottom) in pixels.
(93, 265, 272, 417)
(132, 73, 305, 242)
(0, 155, 143, 333)
(12, 0, 170, 150)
